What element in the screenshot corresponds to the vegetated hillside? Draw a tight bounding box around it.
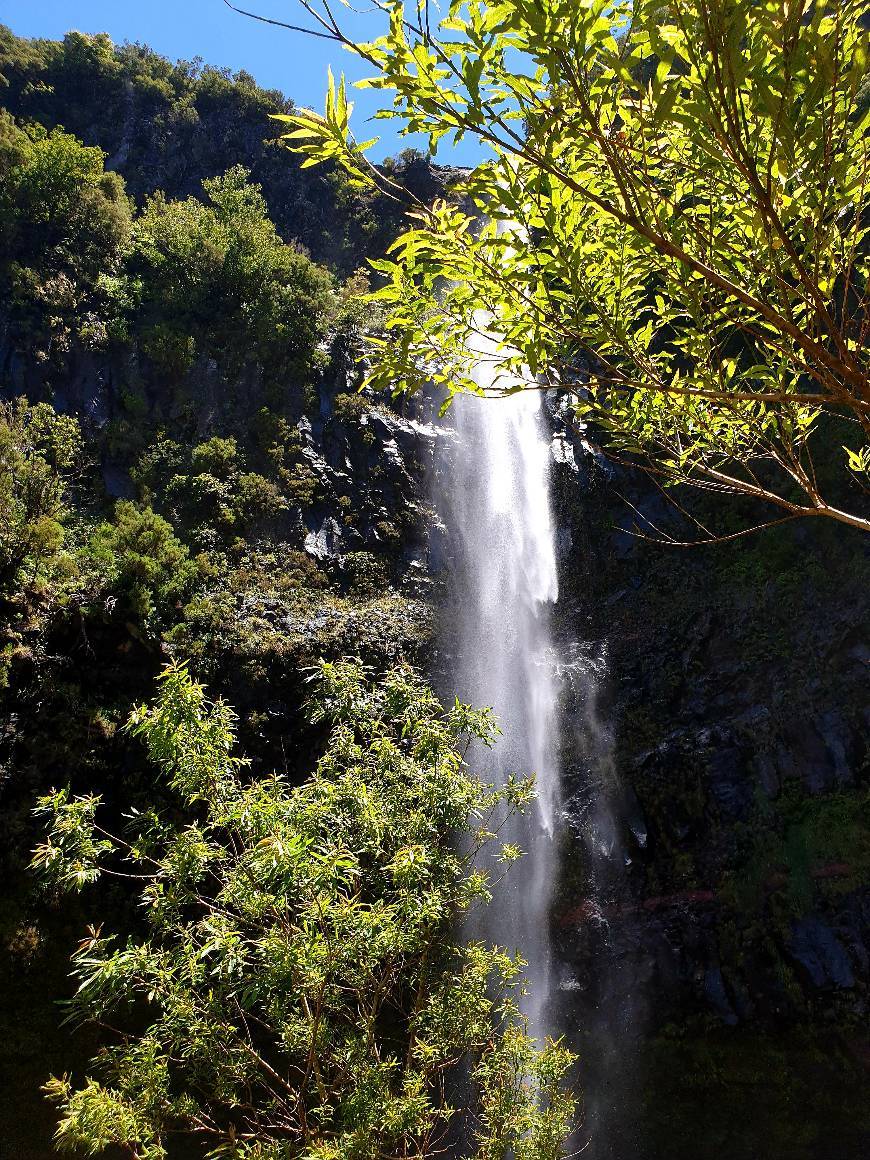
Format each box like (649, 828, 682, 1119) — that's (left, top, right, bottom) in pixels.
(1, 22, 870, 1160)
(0, 23, 449, 272)
(0, 28, 443, 1158)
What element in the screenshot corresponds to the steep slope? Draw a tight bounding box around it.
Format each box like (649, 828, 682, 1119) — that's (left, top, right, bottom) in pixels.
(1, 24, 869, 1160)
(548, 420, 870, 1160)
(0, 30, 444, 1157)
(0, 23, 449, 273)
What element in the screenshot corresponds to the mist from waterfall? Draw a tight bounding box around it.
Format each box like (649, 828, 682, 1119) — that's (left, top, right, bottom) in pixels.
(439, 323, 561, 1040)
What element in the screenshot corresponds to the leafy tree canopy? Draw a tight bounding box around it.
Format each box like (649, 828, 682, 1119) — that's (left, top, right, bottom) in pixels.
(0, 111, 131, 325)
(0, 23, 451, 273)
(82, 501, 200, 631)
(126, 165, 336, 379)
(0, 398, 83, 593)
(277, 0, 870, 537)
(0, 107, 341, 385)
(33, 660, 575, 1159)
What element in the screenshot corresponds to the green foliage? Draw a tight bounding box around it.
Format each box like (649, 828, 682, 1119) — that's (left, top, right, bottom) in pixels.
(235, 471, 287, 520)
(0, 101, 366, 419)
(0, 112, 130, 278)
(192, 436, 239, 479)
(332, 393, 376, 447)
(283, 0, 870, 535)
(0, 31, 563, 1155)
(644, 1023, 870, 1160)
(0, 398, 82, 592)
(340, 551, 391, 597)
(0, 112, 131, 339)
(332, 392, 371, 425)
(137, 320, 197, 377)
(122, 166, 336, 381)
(281, 463, 320, 507)
(0, 23, 454, 274)
(721, 787, 870, 915)
(0, 26, 291, 185)
(33, 660, 575, 1158)
(130, 419, 320, 544)
(330, 269, 384, 373)
(84, 501, 199, 629)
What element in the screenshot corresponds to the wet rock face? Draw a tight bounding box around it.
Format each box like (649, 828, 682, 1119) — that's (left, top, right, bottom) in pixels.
(548, 413, 870, 1158)
(788, 916, 856, 991)
(1, 293, 442, 592)
(308, 399, 441, 572)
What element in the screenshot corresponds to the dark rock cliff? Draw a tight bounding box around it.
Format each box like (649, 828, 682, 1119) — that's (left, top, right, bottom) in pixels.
(545, 408, 870, 1160)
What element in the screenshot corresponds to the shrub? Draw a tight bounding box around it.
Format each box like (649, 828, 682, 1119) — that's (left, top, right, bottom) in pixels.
(190, 435, 238, 478)
(234, 471, 286, 521)
(341, 550, 391, 597)
(281, 462, 320, 508)
(127, 166, 335, 381)
(85, 501, 198, 628)
(0, 398, 82, 592)
(0, 113, 131, 336)
(33, 660, 576, 1158)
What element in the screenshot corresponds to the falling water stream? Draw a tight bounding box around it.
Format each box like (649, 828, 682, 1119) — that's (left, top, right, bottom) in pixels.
(437, 309, 643, 1158)
(440, 322, 562, 1040)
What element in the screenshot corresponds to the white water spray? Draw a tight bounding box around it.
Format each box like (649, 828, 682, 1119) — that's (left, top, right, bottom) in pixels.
(441, 323, 562, 1039)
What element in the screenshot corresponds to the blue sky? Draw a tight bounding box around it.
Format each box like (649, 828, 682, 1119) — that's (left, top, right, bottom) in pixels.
(0, 0, 483, 164)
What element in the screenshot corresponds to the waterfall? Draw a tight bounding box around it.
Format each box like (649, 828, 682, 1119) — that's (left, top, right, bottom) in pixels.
(439, 322, 562, 1039)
